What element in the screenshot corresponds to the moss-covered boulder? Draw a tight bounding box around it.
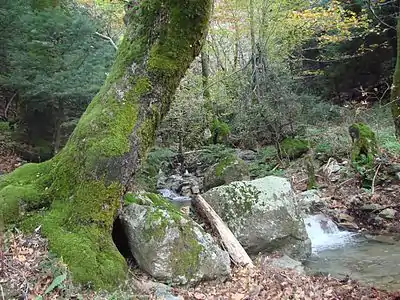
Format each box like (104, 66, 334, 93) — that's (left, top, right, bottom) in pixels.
(203, 156, 249, 191)
(279, 138, 309, 160)
(120, 193, 230, 285)
(202, 176, 311, 259)
(349, 123, 378, 166)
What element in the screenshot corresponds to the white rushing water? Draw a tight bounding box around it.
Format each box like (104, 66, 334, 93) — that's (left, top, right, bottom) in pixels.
(304, 214, 400, 291)
(304, 214, 356, 252)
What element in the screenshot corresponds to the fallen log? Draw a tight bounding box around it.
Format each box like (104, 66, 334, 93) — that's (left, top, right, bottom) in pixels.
(193, 195, 254, 267)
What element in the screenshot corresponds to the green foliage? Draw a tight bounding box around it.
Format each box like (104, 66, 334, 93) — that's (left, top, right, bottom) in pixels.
(198, 144, 236, 167)
(2, 2, 114, 99)
(301, 100, 343, 125)
(248, 146, 279, 179)
(158, 71, 210, 149)
(315, 142, 332, 154)
(44, 274, 67, 295)
(0, 0, 115, 157)
(211, 118, 230, 144)
(134, 147, 178, 191)
(305, 126, 351, 161)
(0, 122, 9, 132)
(378, 132, 400, 156)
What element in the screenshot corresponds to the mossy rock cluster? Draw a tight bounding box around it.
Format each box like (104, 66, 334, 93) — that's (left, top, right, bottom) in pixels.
(279, 138, 310, 160)
(203, 156, 250, 191)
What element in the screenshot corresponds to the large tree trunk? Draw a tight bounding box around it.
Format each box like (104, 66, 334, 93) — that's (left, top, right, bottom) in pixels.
(0, 0, 212, 289)
(392, 19, 400, 139)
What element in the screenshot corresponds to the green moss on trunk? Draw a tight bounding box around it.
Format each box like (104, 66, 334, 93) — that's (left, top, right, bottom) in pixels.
(349, 123, 377, 166)
(304, 155, 317, 190)
(0, 0, 212, 290)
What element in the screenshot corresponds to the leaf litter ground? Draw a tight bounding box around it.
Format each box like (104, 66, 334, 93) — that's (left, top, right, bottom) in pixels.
(1, 152, 400, 299)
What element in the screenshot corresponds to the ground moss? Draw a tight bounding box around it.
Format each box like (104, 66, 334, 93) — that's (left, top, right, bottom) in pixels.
(19, 212, 46, 232)
(0, 185, 45, 224)
(279, 138, 309, 159)
(0, 161, 52, 225)
(349, 123, 378, 166)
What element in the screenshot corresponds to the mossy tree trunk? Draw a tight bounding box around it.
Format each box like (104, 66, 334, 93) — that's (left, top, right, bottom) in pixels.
(0, 0, 212, 289)
(391, 18, 400, 139)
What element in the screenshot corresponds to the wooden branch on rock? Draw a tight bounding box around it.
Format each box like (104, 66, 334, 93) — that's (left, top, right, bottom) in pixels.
(193, 195, 254, 267)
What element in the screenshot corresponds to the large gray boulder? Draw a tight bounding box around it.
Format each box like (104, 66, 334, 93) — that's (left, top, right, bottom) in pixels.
(202, 176, 311, 259)
(120, 193, 231, 285)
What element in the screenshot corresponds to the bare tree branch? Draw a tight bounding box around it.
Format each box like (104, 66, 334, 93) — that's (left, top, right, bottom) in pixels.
(95, 31, 118, 50)
(4, 92, 17, 120)
(365, 0, 397, 30)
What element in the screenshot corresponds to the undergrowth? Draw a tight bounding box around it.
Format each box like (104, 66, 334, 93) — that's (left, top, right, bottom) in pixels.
(134, 146, 178, 191)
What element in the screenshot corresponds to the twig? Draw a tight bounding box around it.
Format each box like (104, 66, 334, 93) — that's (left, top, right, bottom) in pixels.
(271, 164, 279, 172)
(4, 92, 17, 120)
(0, 284, 4, 300)
(371, 164, 381, 195)
(296, 177, 308, 184)
(338, 178, 355, 187)
(365, 0, 396, 30)
(371, 204, 400, 214)
(95, 32, 118, 50)
(279, 272, 294, 282)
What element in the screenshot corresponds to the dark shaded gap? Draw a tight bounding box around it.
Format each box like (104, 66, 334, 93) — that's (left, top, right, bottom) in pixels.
(112, 216, 136, 264)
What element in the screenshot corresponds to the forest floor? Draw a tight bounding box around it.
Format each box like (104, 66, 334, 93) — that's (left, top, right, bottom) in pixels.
(288, 151, 400, 237)
(1, 151, 400, 299)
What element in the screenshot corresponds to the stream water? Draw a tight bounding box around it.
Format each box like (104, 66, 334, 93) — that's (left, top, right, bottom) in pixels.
(304, 214, 400, 291)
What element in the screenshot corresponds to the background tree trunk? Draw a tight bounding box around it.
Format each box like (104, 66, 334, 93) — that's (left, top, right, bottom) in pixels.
(0, 0, 212, 289)
(391, 18, 400, 139)
(249, 0, 257, 101)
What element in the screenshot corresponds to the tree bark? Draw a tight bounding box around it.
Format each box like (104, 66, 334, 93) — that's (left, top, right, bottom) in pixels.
(391, 18, 400, 140)
(53, 98, 64, 154)
(201, 49, 211, 101)
(201, 47, 213, 129)
(0, 0, 212, 289)
(249, 0, 257, 100)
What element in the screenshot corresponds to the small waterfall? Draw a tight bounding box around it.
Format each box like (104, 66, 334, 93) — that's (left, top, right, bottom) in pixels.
(304, 214, 356, 252)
